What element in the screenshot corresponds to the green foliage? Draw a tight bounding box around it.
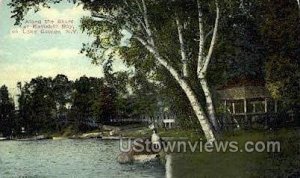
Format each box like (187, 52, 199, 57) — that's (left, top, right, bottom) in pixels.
(8, 0, 222, 130)
(18, 77, 56, 133)
(266, 56, 299, 109)
(129, 69, 160, 117)
(8, 0, 299, 131)
(258, 0, 300, 111)
(52, 74, 72, 113)
(13, 71, 161, 134)
(0, 85, 15, 136)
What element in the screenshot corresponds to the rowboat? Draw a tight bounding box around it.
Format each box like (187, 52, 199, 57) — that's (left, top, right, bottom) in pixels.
(0, 137, 7, 141)
(16, 135, 46, 141)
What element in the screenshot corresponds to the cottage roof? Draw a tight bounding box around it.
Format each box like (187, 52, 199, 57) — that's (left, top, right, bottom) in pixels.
(216, 77, 270, 100)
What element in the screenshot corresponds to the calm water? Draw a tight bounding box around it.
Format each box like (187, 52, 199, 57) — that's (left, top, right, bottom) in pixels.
(0, 139, 165, 178)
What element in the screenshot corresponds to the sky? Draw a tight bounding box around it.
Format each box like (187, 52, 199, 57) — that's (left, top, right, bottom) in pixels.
(0, 0, 127, 98)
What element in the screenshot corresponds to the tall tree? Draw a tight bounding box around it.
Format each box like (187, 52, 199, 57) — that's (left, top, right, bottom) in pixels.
(17, 82, 33, 133)
(10, 0, 222, 141)
(196, 0, 220, 131)
(71, 76, 95, 129)
(0, 85, 15, 136)
(30, 77, 56, 132)
(129, 68, 160, 118)
(17, 77, 57, 133)
(52, 74, 72, 114)
(213, 0, 266, 80)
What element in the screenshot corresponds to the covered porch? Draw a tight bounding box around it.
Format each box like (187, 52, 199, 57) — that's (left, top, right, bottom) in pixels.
(217, 85, 278, 128)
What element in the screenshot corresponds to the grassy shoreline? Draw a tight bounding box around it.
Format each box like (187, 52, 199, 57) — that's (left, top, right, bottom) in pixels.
(171, 128, 300, 177)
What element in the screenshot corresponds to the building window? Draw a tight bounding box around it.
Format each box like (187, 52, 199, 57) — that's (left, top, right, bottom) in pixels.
(226, 100, 245, 114)
(235, 100, 245, 113)
(247, 99, 265, 113)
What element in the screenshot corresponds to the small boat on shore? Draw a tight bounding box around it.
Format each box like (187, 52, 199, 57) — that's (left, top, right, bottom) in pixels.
(101, 136, 120, 140)
(0, 137, 8, 141)
(15, 135, 47, 141)
(52, 137, 67, 140)
(16, 138, 36, 141)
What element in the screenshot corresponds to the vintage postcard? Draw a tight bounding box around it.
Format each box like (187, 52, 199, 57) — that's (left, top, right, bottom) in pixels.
(0, 0, 299, 177)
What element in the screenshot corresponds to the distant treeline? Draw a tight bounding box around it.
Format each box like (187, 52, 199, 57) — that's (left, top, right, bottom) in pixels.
(0, 68, 163, 136)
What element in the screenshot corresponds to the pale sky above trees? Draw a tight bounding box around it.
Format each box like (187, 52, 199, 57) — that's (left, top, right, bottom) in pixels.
(0, 1, 127, 96)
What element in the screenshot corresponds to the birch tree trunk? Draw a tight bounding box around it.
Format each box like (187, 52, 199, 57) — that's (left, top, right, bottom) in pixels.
(121, 0, 216, 142)
(136, 0, 216, 141)
(199, 76, 219, 131)
(134, 36, 216, 142)
(196, 0, 220, 131)
(175, 15, 188, 77)
(297, 0, 300, 16)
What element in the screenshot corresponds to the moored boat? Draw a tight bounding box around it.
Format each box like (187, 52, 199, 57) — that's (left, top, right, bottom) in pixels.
(0, 137, 8, 141)
(52, 137, 67, 140)
(15, 135, 47, 141)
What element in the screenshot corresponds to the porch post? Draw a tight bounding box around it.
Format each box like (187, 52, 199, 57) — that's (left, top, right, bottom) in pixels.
(264, 98, 268, 113)
(243, 99, 247, 113)
(232, 102, 236, 114)
(274, 100, 278, 113)
(244, 98, 248, 128)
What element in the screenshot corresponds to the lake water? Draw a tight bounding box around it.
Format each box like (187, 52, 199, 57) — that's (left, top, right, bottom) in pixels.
(0, 139, 165, 178)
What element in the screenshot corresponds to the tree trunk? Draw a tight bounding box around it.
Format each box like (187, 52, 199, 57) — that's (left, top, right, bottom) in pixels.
(175, 15, 188, 77)
(199, 76, 219, 131)
(297, 0, 300, 17)
(134, 36, 216, 142)
(135, 0, 216, 142)
(196, 0, 220, 131)
(180, 78, 216, 142)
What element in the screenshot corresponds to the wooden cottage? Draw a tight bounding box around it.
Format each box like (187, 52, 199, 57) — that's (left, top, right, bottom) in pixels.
(217, 79, 278, 128)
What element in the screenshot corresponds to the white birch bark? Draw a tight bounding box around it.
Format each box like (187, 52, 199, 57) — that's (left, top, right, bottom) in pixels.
(134, 36, 216, 142)
(297, 0, 300, 15)
(127, 0, 216, 142)
(82, 0, 217, 139)
(199, 77, 219, 130)
(200, 0, 219, 74)
(141, 0, 155, 46)
(197, 0, 205, 74)
(196, 0, 220, 131)
(175, 15, 188, 77)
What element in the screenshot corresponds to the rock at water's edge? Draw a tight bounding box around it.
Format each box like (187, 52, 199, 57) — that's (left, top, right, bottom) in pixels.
(117, 152, 134, 164)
